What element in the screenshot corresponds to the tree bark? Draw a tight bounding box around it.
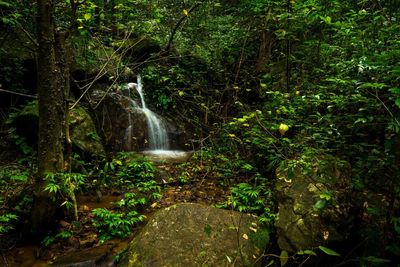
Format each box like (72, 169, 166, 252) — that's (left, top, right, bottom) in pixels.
(255, 30, 274, 73)
(30, 0, 66, 237)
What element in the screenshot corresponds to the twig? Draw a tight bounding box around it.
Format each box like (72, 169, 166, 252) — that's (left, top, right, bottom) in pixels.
(70, 33, 137, 110)
(1, 252, 9, 267)
(368, 89, 400, 127)
(0, 88, 37, 98)
(254, 113, 289, 161)
(165, 3, 200, 52)
(17, 23, 39, 47)
(234, 25, 252, 84)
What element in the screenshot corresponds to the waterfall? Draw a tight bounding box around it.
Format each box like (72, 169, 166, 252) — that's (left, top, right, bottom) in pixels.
(127, 75, 170, 150)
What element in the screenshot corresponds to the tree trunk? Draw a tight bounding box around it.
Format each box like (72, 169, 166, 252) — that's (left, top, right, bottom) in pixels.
(30, 0, 66, 237)
(255, 30, 274, 73)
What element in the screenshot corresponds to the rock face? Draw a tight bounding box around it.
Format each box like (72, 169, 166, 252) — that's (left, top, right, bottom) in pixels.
(52, 245, 113, 267)
(90, 90, 148, 152)
(69, 107, 105, 157)
(120, 203, 266, 267)
(90, 89, 185, 152)
(274, 156, 352, 253)
(9, 100, 104, 158)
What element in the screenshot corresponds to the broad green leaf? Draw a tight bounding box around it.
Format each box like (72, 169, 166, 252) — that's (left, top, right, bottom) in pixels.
(389, 87, 400, 94)
(395, 98, 400, 108)
(280, 250, 288, 266)
(319, 192, 332, 201)
(0, 0, 11, 7)
(319, 246, 341, 256)
(297, 250, 317, 256)
(84, 13, 92, 20)
(361, 256, 390, 264)
(314, 199, 326, 209)
(358, 82, 387, 89)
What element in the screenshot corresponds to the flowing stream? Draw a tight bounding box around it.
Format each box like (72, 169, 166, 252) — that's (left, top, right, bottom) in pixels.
(126, 75, 169, 150)
(124, 75, 193, 161)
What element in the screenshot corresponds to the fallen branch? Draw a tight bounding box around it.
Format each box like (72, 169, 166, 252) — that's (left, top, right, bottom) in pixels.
(0, 88, 37, 98)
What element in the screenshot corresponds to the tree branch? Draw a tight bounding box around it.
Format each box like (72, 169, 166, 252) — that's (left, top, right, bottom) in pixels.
(165, 3, 200, 52)
(0, 88, 37, 98)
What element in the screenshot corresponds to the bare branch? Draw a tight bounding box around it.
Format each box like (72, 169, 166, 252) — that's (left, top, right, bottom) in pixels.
(165, 3, 200, 52)
(0, 88, 37, 98)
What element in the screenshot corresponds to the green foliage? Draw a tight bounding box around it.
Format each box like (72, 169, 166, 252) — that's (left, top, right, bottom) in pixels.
(0, 213, 18, 234)
(0, 167, 29, 183)
(41, 235, 56, 247)
(0, 166, 32, 232)
(116, 158, 155, 180)
(117, 192, 147, 208)
(1, 0, 399, 262)
(41, 230, 73, 247)
(91, 208, 145, 243)
(44, 172, 86, 208)
(318, 246, 341, 257)
(92, 191, 151, 243)
(249, 227, 270, 250)
(218, 182, 276, 225)
(6, 101, 38, 156)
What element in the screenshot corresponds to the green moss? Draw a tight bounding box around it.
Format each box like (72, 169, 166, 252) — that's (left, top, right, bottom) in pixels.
(249, 227, 270, 250)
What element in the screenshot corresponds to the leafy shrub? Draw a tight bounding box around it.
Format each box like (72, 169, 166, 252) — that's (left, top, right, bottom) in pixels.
(0, 213, 18, 234)
(92, 208, 145, 243)
(218, 182, 276, 225)
(116, 158, 155, 181)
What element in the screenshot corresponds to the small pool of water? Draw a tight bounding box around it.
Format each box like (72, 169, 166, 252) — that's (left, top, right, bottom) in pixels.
(141, 150, 193, 162)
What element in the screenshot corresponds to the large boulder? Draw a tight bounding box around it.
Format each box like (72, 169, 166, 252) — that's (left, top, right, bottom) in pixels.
(120, 203, 267, 267)
(90, 90, 148, 152)
(69, 107, 105, 157)
(274, 155, 353, 253)
(90, 89, 185, 152)
(8, 100, 104, 157)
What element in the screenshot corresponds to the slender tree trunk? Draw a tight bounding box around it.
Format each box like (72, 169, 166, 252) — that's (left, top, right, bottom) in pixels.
(30, 0, 66, 237)
(255, 30, 274, 73)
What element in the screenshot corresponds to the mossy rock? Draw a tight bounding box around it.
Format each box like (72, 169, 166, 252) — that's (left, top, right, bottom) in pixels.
(8, 101, 104, 157)
(274, 156, 352, 253)
(119, 203, 266, 267)
(69, 107, 105, 157)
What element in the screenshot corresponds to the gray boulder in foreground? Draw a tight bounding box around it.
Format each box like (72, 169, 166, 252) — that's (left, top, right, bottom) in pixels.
(119, 203, 267, 267)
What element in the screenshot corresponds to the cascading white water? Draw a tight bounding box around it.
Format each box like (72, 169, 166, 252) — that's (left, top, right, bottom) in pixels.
(127, 75, 170, 150)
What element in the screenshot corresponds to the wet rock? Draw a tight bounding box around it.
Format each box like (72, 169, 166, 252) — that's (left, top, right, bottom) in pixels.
(79, 233, 98, 248)
(51, 245, 113, 267)
(90, 90, 185, 152)
(274, 156, 353, 253)
(120, 203, 265, 267)
(90, 90, 148, 152)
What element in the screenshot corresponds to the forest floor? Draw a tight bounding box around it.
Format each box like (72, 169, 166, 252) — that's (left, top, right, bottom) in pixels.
(0, 133, 232, 266)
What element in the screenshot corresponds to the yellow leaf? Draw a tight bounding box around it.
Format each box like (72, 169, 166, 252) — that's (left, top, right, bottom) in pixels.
(178, 91, 185, 97)
(113, 159, 122, 165)
(279, 123, 289, 135)
(242, 233, 248, 240)
(228, 133, 236, 138)
(249, 226, 257, 232)
(280, 250, 289, 266)
(183, 9, 189, 16)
